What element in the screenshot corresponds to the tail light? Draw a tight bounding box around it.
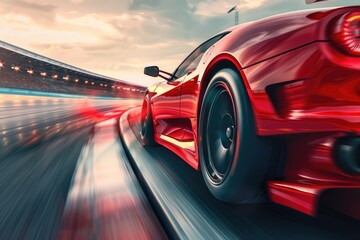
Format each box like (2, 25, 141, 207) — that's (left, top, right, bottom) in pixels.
(330, 12, 360, 56)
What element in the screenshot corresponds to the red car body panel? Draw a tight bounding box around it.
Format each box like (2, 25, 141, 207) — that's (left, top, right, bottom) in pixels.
(145, 6, 360, 219)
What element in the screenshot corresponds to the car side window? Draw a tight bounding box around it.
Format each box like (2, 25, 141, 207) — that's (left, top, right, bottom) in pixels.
(173, 33, 228, 79)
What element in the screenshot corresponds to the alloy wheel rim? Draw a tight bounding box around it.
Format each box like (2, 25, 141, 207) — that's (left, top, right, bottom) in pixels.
(204, 83, 237, 185)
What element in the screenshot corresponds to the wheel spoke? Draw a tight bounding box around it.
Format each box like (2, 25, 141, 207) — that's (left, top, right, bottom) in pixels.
(203, 83, 237, 185)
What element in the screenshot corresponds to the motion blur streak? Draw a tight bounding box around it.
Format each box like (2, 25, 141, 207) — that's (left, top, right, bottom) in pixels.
(0, 93, 141, 239)
(0, 93, 138, 155)
(120, 108, 360, 240)
(120, 109, 251, 239)
(59, 119, 165, 240)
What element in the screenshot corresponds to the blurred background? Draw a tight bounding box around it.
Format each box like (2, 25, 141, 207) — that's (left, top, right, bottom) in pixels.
(1, 1, 359, 239)
(0, 38, 150, 239)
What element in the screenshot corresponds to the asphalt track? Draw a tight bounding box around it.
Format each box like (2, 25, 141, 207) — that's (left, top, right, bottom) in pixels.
(120, 108, 360, 240)
(0, 94, 162, 239)
(1, 95, 360, 240)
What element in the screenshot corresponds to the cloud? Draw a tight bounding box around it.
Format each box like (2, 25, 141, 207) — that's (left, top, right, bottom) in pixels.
(0, 0, 355, 86)
(69, 0, 84, 3)
(0, 0, 58, 26)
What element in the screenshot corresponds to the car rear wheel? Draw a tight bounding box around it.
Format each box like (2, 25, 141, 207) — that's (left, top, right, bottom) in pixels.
(140, 94, 155, 146)
(198, 68, 274, 203)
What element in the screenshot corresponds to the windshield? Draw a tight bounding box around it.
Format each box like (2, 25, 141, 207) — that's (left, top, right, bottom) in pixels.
(173, 34, 228, 79)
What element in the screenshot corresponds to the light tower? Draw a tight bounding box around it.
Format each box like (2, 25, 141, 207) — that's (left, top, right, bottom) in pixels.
(227, 6, 239, 26)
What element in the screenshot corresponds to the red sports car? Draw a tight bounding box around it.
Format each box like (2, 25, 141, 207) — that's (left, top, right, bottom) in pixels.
(140, 1, 360, 219)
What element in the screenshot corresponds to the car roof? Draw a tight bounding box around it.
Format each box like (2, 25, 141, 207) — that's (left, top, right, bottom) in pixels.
(219, 6, 339, 35)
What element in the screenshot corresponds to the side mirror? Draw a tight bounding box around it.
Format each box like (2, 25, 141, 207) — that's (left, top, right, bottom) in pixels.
(144, 66, 159, 77)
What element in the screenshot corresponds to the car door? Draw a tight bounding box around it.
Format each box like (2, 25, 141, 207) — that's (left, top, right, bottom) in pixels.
(179, 34, 228, 141)
(151, 75, 185, 141)
(152, 34, 227, 141)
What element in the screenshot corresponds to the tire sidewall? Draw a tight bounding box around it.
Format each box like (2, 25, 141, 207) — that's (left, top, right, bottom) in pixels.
(140, 94, 155, 145)
(199, 68, 271, 203)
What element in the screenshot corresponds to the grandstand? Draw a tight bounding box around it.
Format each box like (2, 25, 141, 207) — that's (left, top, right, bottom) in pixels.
(0, 41, 145, 98)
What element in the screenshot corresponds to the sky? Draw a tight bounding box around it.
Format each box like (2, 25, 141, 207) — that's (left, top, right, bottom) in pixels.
(0, 0, 353, 86)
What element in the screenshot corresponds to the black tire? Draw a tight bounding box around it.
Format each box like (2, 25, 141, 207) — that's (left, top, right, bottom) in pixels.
(198, 68, 274, 203)
(140, 94, 155, 146)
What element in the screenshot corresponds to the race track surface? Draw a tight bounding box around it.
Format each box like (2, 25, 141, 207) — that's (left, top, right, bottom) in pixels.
(1, 95, 359, 240)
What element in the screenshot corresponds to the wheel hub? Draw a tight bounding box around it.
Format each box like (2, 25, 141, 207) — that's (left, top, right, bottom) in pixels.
(225, 127, 233, 139)
(221, 113, 234, 149)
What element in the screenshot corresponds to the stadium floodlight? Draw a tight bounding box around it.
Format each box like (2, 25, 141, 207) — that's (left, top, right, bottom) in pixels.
(40, 72, 47, 77)
(306, 0, 328, 4)
(91, 82, 94, 85)
(227, 5, 239, 25)
(75, 79, 79, 83)
(63, 76, 69, 81)
(85, 80, 89, 84)
(227, 6, 236, 14)
(0, 62, 4, 68)
(27, 69, 34, 75)
(52, 74, 58, 79)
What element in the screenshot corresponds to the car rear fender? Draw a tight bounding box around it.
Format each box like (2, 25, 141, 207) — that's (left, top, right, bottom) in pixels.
(197, 53, 259, 132)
